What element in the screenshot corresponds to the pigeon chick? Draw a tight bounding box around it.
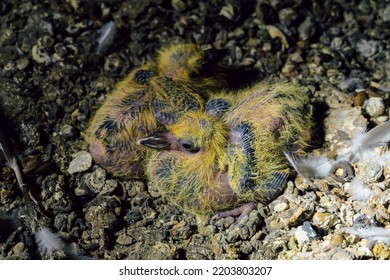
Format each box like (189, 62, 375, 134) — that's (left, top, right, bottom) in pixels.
(139, 82, 313, 221)
(86, 43, 219, 178)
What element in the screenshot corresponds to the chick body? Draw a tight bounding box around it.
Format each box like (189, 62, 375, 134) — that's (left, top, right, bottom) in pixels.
(87, 63, 158, 177)
(223, 83, 312, 203)
(142, 82, 312, 216)
(86, 43, 219, 178)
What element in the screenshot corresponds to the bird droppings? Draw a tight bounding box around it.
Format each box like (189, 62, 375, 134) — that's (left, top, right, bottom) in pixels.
(1, 0, 390, 260)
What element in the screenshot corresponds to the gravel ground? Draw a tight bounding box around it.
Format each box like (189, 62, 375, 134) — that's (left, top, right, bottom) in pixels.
(1, 0, 390, 260)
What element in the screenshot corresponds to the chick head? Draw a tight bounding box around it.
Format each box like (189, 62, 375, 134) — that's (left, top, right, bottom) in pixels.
(157, 43, 205, 81)
(139, 111, 228, 158)
(139, 110, 233, 216)
(150, 77, 205, 125)
(156, 43, 223, 98)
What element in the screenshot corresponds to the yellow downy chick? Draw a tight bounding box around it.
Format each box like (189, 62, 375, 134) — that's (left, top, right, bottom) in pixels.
(216, 82, 312, 219)
(86, 63, 159, 178)
(140, 82, 312, 219)
(223, 83, 312, 199)
(86, 43, 218, 178)
(157, 43, 222, 96)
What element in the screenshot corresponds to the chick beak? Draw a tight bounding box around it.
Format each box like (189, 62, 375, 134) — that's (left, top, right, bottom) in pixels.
(137, 131, 173, 150)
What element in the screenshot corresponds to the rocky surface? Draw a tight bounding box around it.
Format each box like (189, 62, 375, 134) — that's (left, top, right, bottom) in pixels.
(1, 0, 390, 259)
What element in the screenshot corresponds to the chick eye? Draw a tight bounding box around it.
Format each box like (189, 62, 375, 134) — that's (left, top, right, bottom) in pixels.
(182, 143, 192, 149)
(179, 140, 200, 153)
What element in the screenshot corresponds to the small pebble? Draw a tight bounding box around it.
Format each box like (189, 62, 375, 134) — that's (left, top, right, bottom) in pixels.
(372, 243, 390, 259)
(295, 221, 318, 245)
(87, 167, 107, 193)
(171, 0, 186, 12)
(104, 53, 122, 73)
(10, 242, 25, 255)
(186, 245, 215, 260)
(324, 107, 367, 147)
(274, 202, 288, 212)
(74, 186, 87, 197)
(59, 124, 77, 139)
(219, 4, 234, 20)
(356, 240, 374, 258)
(381, 5, 390, 22)
(278, 8, 297, 26)
(313, 212, 338, 227)
(117, 233, 133, 245)
(85, 204, 119, 236)
(67, 151, 92, 174)
(377, 116, 388, 123)
(361, 161, 383, 183)
(331, 250, 355, 260)
(339, 77, 364, 92)
(353, 90, 367, 107)
(356, 39, 380, 58)
(15, 57, 29, 70)
(298, 17, 314, 41)
(364, 97, 385, 117)
(31, 44, 51, 65)
(266, 25, 289, 48)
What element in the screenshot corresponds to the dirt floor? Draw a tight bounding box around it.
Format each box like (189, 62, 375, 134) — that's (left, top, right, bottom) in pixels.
(1, 0, 390, 259)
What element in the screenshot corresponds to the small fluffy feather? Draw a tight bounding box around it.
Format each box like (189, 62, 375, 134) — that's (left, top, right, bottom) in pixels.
(95, 21, 117, 55)
(350, 121, 390, 161)
(348, 177, 374, 202)
(284, 151, 333, 180)
(34, 228, 65, 256)
(343, 227, 390, 243)
(0, 125, 18, 170)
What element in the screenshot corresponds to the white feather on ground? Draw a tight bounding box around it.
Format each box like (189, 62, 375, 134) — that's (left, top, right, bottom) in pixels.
(35, 227, 65, 256)
(284, 151, 333, 181)
(347, 177, 374, 202)
(349, 121, 390, 161)
(95, 21, 117, 55)
(0, 126, 18, 171)
(342, 227, 390, 243)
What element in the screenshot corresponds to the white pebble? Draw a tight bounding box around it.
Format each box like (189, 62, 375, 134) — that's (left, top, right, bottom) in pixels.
(274, 202, 288, 212)
(67, 151, 92, 174)
(364, 97, 385, 117)
(295, 222, 318, 245)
